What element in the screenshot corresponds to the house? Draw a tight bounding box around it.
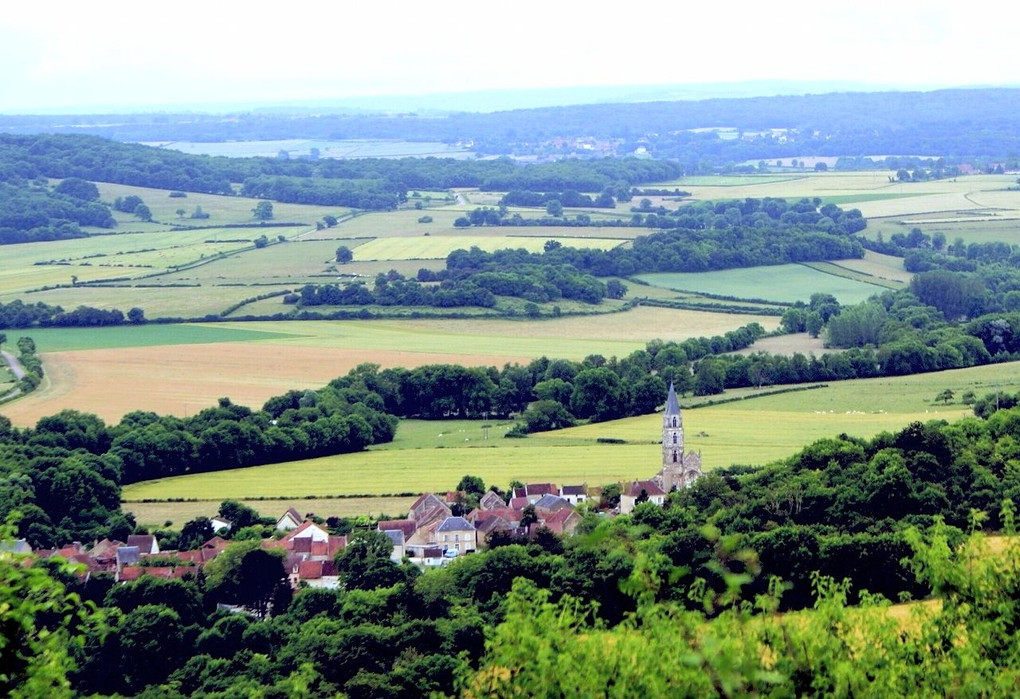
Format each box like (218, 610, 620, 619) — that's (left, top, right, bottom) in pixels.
(619, 480, 667, 514)
(381, 529, 406, 562)
(116, 546, 141, 569)
(292, 559, 339, 589)
(0, 539, 32, 554)
(408, 493, 450, 522)
(119, 565, 197, 583)
(559, 485, 588, 506)
(478, 490, 506, 510)
(512, 483, 558, 504)
(377, 519, 417, 542)
(435, 516, 477, 554)
(542, 508, 582, 535)
(533, 494, 572, 516)
(210, 516, 232, 533)
(276, 507, 303, 531)
(126, 535, 159, 555)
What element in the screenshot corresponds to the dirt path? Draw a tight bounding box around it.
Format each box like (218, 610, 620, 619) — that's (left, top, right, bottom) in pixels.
(0, 349, 25, 380)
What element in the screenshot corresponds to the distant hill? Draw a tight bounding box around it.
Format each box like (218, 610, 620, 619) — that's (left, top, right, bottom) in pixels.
(1, 87, 1019, 162)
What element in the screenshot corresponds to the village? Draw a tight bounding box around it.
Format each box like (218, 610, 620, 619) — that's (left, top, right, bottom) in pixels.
(6, 385, 702, 591)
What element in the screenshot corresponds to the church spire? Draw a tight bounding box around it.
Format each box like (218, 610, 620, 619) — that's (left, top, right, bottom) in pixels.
(665, 381, 680, 415)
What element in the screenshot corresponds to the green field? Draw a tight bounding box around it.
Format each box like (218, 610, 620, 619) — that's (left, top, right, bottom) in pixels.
(636, 263, 890, 304)
(121, 361, 1020, 506)
(7, 324, 303, 352)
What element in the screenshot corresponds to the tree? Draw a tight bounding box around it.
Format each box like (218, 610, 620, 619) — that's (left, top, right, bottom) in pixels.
(520, 400, 575, 433)
(570, 368, 629, 422)
(190, 205, 209, 219)
(179, 516, 214, 550)
(134, 203, 152, 222)
(54, 177, 100, 201)
(127, 307, 145, 324)
(694, 359, 726, 396)
(935, 389, 955, 405)
(805, 311, 824, 338)
(605, 280, 628, 300)
(545, 200, 563, 217)
(457, 475, 486, 498)
(252, 201, 274, 220)
(336, 246, 353, 263)
(0, 524, 101, 697)
(175, 208, 186, 219)
(204, 540, 290, 619)
(334, 530, 403, 590)
(323, 215, 338, 227)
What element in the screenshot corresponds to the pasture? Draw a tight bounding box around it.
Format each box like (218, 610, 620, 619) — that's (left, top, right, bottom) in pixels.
(636, 263, 890, 304)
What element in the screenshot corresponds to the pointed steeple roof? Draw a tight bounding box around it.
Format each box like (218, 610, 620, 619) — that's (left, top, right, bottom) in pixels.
(665, 382, 681, 414)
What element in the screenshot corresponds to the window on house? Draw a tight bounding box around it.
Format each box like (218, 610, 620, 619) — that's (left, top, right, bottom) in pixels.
(672, 434, 677, 444)
(673, 451, 678, 462)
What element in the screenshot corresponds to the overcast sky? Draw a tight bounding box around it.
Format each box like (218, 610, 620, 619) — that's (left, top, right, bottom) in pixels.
(1, 1, 1014, 112)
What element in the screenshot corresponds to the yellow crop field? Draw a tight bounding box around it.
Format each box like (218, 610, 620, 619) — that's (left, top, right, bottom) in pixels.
(828, 251, 913, 283)
(124, 496, 418, 527)
(0, 306, 778, 426)
(121, 442, 659, 500)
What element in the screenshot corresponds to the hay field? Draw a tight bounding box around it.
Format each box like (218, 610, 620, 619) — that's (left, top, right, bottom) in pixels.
(636, 264, 888, 304)
(826, 251, 913, 283)
(0, 306, 777, 425)
(124, 496, 419, 528)
(121, 442, 659, 501)
(0, 344, 533, 426)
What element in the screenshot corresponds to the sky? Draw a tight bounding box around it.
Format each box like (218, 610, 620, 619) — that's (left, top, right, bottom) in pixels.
(0, 0, 1015, 112)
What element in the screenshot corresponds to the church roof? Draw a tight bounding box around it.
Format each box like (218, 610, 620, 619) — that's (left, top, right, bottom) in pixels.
(665, 382, 681, 415)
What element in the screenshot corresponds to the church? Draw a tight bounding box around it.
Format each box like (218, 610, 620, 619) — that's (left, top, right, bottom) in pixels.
(619, 382, 702, 514)
(655, 381, 703, 491)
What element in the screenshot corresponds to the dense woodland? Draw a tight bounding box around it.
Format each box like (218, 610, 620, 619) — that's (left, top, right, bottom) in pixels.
(0, 134, 680, 211)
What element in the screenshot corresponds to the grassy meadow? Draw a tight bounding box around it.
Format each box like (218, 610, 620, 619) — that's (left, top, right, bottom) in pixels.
(120, 361, 1020, 515)
(636, 263, 891, 304)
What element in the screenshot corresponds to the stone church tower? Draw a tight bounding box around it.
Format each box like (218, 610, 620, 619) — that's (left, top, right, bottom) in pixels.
(656, 382, 702, 491)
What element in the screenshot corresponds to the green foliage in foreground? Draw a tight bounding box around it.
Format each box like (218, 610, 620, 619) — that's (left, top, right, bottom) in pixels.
(465, 518, 1020, 697)
(0, 523, 106, 698)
